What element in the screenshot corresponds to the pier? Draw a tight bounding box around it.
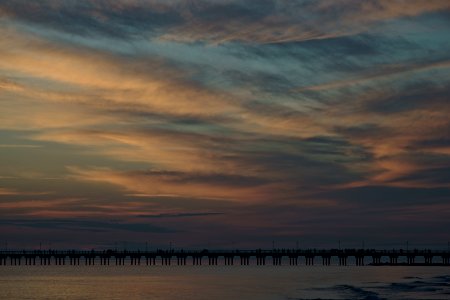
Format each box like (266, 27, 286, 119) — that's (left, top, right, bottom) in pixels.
(0, 249, 449, 266)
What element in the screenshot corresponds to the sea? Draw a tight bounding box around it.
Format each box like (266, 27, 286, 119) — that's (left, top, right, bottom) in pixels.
(0, 263, 449, 299)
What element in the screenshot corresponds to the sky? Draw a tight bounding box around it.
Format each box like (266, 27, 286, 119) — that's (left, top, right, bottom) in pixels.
(0, 0, 449, 250)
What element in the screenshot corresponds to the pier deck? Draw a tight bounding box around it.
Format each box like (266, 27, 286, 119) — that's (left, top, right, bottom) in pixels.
(1, 249, 449, 266)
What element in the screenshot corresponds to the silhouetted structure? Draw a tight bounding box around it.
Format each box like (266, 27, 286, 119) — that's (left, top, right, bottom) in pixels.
(1, 249, 449, 266)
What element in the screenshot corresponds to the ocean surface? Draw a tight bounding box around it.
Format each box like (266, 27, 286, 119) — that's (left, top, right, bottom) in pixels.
(0, 264, 449, 300)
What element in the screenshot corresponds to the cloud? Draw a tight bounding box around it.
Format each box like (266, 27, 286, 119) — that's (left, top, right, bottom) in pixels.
(294, 60, 450, 93)
(0, 218, 174, 233)
(126, 0, 430, 44)
(0, 24, 330, 140)
(364, 81, 449, 115)
(0, 198, 86, 217)
(0, 26, 241, 122)
(1, 16, 447, 196)
(413, 137, 450, 156)
(60, 131, 374, 203)
(0, 144, 42, 148)
(0, 0, 449, 247)
(36, 123, 375, 202)
(0, 0, 182, 39)
(136, 212, 224, 218)
(0, 192, 227, 222)
(0, 188, 51, 196)
(67, 166, 276, 202)
(1, 1, 449, 44)
(0, 188, 22, 196)
(318, 185, 450, 207)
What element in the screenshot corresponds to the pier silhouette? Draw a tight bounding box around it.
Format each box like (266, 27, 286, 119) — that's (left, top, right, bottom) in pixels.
(1, 248, 449, 266)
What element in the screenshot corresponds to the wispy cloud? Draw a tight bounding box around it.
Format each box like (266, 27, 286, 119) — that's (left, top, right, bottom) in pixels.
(0, 0, 449, 247)
(67, 166, 276, 202)
(0, 144, 42, 148)
(1, 1, 448, 44)
(137, 212, 224, 219)
(0, 188, 51, 196)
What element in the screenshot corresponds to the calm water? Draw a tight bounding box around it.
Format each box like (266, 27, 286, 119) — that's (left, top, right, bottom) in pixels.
(0, 265, 449, 299)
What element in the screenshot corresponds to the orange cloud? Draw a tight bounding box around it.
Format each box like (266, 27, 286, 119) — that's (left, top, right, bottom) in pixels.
(0, 26, 239, 117)
(1, 26, 327, 142)
(1, 3, 448, 200)
(67, 166, 284, 203)
(0, 188, 51, 196)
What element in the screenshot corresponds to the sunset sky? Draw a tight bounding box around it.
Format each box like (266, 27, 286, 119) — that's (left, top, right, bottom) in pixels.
(0, 0, 449, 250)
